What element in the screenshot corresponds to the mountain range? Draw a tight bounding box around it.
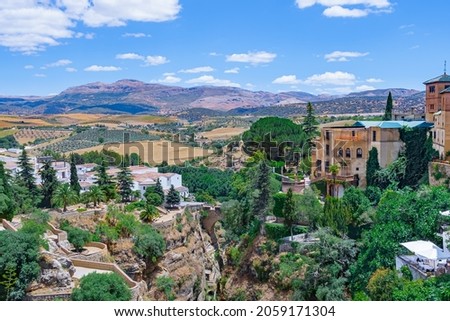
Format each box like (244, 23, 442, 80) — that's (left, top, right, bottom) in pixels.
(0, 79, 425, 118)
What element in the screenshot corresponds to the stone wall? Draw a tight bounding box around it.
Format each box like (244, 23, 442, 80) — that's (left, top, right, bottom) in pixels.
(2, 219, 17, 231)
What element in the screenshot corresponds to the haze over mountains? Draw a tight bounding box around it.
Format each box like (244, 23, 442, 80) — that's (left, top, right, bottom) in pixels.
(0, 79, 424, 117)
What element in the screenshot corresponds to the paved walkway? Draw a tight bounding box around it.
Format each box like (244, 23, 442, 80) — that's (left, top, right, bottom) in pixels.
(73, 266, 112, 279)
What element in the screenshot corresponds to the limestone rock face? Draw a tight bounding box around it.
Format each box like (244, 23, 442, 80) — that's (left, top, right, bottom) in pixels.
(38, 252, 74, 288)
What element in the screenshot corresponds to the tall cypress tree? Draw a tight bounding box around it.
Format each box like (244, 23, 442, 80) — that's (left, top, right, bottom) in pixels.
(154, 178, 165, 202)
(70, 154, 81, 195)
(117, 162, 133, 203)
(252, 160, 271, 234)
(40, 160, 59, 208)
(382, 92, 393, 121)
(283, 188, 297, 241)
(0, 161, 16, 220)
(366, 147, 381, 187)
(17, 147, 37, 196)
(302, 102, 320, 147)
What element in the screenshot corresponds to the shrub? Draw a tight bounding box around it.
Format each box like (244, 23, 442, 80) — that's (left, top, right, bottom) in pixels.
(156, 276, 175, 301)
(265, 223, 308, 241)
(71, 273, 131, 301)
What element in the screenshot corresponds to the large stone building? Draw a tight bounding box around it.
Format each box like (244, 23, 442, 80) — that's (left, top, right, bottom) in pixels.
(424, 72, 450, 158)
(312, 120, 433, 194)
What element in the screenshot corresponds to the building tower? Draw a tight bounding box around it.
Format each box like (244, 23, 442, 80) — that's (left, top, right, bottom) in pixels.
(424, 66, 450, 158)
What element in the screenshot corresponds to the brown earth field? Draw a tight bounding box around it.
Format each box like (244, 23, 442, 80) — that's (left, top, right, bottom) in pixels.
(199, 127, 247, 140)
(71, 140, 213, 165)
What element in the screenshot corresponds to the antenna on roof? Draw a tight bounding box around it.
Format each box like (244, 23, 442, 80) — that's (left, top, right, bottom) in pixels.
(445, 60, 447, 75)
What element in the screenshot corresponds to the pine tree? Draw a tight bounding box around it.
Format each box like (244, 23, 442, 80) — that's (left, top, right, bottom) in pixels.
(40, 160, 59, 208)
(117, 162, 133, 203)
(0, 161, 16, 220)
(94, 159, 116, 200)
(17, 147, 37, 196)
(69, 154, 81, 195)
(366, 147, 381, 187)
(302, 102, 320, 147)
(283, 188, 297, 241)
(166, 185, 180, 208)
(252, 160, 271, 234)
(383, 92, 393, 121)
(154, 179, 165, 202)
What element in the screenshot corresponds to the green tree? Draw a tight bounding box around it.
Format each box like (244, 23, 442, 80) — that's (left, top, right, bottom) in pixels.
(0, 161, 17, 220)
(140, 202, 159, 222)
(367, 268, 399, 300)
(60, 220, 91, 252)
(366, 147, 381, 187)
(144, 191, 163, 207)
(52, 183, 78, 212)
(69, 154, 81, 195)
(322, 197, 351, 236)
(166, 185, 180, 208)
(341, 186, 372, 229)
(153, 178, 165, 202)
(156, 276, 175, 300)
(40, 160, 59, 208)
(116, 162, 133, 203)
(0, 264, 18, 301)
(0, 230, 40, 300)
(283, 188, 297, 241)
(382, 91, 393, 121)
(133, 225, 165, 263)
(252, 160, 271, 234)
(17, 147, 37, 198)
(88, 185, 106, 207)
(71, 272, 131, 301)
(298, 188, 323, 229)
(94, 159, 116, 200)
(302, 102, 320, 148)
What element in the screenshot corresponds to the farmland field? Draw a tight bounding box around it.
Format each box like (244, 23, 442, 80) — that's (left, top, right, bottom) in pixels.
(71, 140, 212, 165)
(14, 128, 71, 145)
(199, 127, 247, 140)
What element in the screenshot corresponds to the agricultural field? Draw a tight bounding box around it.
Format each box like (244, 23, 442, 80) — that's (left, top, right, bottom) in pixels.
(199, 127, 247, 140)
(71, 140, 212, 165)
(0, 115, 52, 129)
(36, 128, 159, 154)
(0, 129, 18, 138)
(14, 128, 71, 145)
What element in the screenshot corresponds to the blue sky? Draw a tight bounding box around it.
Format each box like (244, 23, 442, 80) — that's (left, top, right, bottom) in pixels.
(0, 0, 449, 96)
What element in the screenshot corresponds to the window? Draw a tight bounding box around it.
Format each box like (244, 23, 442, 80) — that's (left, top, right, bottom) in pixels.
(356, 148, 363, 158)
(445, 85, 450, 89)
(326, 144, 330, 156)
(325, 161, 330, 172)
(325, 131, 331, 140)
(372, 130, 377, 142)
(430, 104, 435, 110)
(434, 131, 437, 139)
(429, 86, 436, 93)
(352, 131, 355, 137)
(338, 148, 343, 157)
(345, 148, 351, 158)
(356, 167, 359, 171)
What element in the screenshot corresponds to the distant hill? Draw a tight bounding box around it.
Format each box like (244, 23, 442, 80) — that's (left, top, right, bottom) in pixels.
(0, 79, 425, 117)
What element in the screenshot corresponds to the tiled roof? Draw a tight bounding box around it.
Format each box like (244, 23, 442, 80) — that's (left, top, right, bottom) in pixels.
(423, 73, 450, 84)
(353, 120, 434, 129)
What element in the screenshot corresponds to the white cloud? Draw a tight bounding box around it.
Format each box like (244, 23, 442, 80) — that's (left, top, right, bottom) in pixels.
(157, 75, 181, 84)
(245, 83, 255, 89)
(226, 51, 277, 65)
(323, 6, 368, 17)
(295, 0, 392, 18)
(325, 51, 369, 62)
(0, 1, 181, 52)
(24, 65, 34, 69)
(224, 67, 240, 74)
(366, 78, 383, 83)
(272, 75, 301, 85)
(84, 65, 121, 72)
(179, 66, 214, 73)
(186, 75, 240, 87)
(209, 52, 220, 56)
(145, 55, 169, 66)
(43, 59, 72, 68)
(116, 53, 144, 60)
(303, 71, 356, 86)
(355, 85, 376, 91)
(65, 67, 77, 72)
(34, 73, 46, 78)
(122, 32, 150, 38)
(399, 24, 414, 29)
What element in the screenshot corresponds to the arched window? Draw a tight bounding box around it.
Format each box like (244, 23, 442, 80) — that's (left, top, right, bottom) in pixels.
(356, 148, 363, 158)
(345, 148, 351, 158)
(338, 148, 343, 157)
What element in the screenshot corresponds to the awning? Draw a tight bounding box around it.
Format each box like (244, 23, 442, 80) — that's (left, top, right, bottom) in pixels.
(400, 240, 449, 260)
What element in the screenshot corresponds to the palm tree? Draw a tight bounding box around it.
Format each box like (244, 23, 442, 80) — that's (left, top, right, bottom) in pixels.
(140, 202, 159, 223)
(52, 183, 78, 212)
(88, 185, 106, 208)
(329, 164, 340, 197)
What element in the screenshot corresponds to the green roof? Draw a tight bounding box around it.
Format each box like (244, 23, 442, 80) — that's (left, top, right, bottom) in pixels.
(353, 120, 434, 129)
(424, 73, 450, 84)
(441, 87, 450, 94)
